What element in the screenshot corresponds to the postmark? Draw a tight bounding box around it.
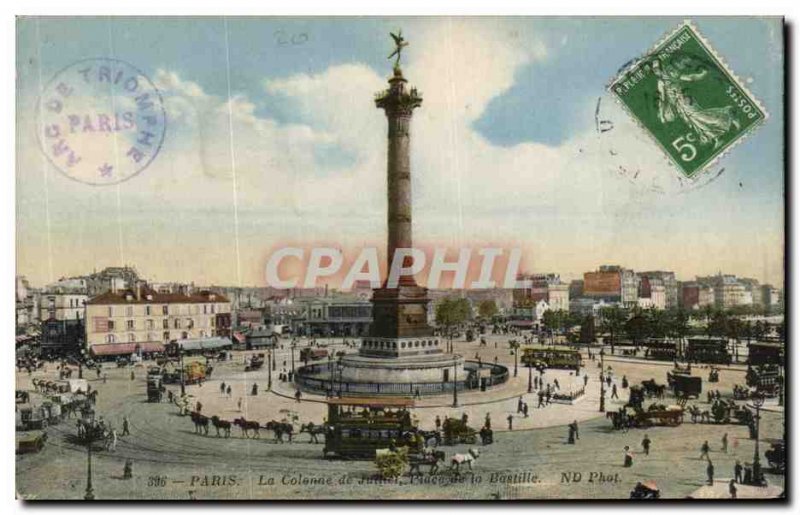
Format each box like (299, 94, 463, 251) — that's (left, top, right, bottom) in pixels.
(609, 22, 767, 178)
(36, 57, 167, 186)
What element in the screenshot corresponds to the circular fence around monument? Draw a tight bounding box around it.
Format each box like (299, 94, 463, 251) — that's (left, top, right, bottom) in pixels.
(293, 360, 509, 397)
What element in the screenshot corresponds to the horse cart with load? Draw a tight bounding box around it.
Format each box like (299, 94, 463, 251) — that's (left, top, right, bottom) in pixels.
(16, 431, 48, 454)
(667, 371, 702, 399)
(631, 404, 684, 428)
(442, 416, 478, 445)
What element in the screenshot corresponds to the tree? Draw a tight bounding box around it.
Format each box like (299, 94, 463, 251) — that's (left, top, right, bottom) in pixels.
(599, 306, 626, 354)
(477, 299, 499, 320)
(435, 297, 471, 353)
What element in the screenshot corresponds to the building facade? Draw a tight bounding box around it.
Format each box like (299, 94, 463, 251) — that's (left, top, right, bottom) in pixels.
(85, 287, 231, 349)
(639, 271, 678, 309)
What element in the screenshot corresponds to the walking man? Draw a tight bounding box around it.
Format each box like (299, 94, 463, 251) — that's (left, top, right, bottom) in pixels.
(523, 403, 529, 418)
(706, 458, 715, 485)
(517, 396, 524, 413)
(721, 433, 728, 453)
(734, 460, 743, 483)
(729, 479, 737, 499)
(537, 391, 545, 408)
(122, 416, 130, 437)
(485, 413, 492, 429)
(611, 383, 619, 400)
(226, 385, 232, 398)
(583, 374, 588, 387)
(507, 414, 513, 431)
(435, 415, 442, 432)
(700, 440, 710, 460)
(641, 434, 651, 455)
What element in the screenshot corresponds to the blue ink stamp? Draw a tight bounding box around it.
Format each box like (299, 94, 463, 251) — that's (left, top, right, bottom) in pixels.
(36, 57, 167, 186)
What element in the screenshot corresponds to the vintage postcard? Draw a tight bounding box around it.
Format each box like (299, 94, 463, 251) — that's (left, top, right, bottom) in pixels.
(15, 16, 785, 501)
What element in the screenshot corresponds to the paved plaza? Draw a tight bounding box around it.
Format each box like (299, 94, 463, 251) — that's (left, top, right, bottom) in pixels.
(15, 335, 785, 500)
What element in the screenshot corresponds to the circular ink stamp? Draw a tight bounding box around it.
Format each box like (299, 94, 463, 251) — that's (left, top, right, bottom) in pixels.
(36, 58, 167, 186)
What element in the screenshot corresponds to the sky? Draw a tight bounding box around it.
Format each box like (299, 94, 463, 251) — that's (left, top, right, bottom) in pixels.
(15, 16, 784, 289)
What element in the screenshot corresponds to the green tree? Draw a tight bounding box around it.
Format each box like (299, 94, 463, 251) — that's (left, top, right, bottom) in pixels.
(477, 299, 499, 320)
(599, 306, 626, 354)
(435, 297, 471, 352)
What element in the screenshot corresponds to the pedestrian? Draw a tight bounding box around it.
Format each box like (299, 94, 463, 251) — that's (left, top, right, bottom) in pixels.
(226, 385, 232, 398)
(611, 384, 619, 400)
(537, 391, 545, 408)
(130, 370, 135, 381)
(517, 396, 524, 414)
(606, 375, 612, 388)
(196, 401, 202, 413)
(96, 368, 101, 379)
(533, 376, 539, 390)
(700, 440, 710, 460)
(294, 389, 302, 403)
(721, 433, 728, 453)
(123, 459, 133, 480)
(220, 381, 226, 394)
(252, 383, 258, 396)
(706, 459, 714, 485)
(523, 403, 529, 418)
(545, 390, 552, 405)
(583, 374, 588, 387)
(554, 378, 560, 391)
(729, 479, 737, 499)
(122, 416, 130, 436)
(734, 460, 743, 483)
(622, 375, 628, 388)
(103, 373, 107, 384)
(567, 420, 578, 444)
(641, 434, 651, 455)
(435, 415, 442, 432)
(623, 446, 633, 467)
(237, 397, 243, 411)
(485, 413, 492, 429)
(507, 414, 513, 430)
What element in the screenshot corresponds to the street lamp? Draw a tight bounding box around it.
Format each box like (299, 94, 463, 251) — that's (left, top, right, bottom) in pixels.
(291, 340, 296, 374)
(527, 361, 533, 393)
(750, 394, 766, 486)
(452, 358, 458, 407)
(599, 348, 606, 413)
(179, 347, 186, 396)
(267, 348, 272, 390)
(82, 412, 101, 500)
(329, 354, 334, 395)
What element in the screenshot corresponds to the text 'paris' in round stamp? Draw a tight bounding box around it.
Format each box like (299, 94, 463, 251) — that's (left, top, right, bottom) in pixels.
(36, 57, 167, 186)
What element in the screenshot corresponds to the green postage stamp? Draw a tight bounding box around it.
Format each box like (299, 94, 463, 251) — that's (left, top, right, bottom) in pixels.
(610, 22, 767, 178)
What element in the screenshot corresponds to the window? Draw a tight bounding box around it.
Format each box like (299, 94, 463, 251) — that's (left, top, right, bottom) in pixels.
(108, 306, 114, 317)
(106, 334, 116, 343)
(163, 331, 170, 341)
(108, 320, 115, 331)
(210, 317, 215, 328)
(146, 319, 154, 330)
(163, 319, 169, 329)
(174, 319, 180, 329)
(187, 319, 194, 329)
(146, 305, 152, 316)
(128, 333, 136, 343)
(211, 304, 216, 314)
(203, 305, 208, 314)
(162, 305, 168, 315)
(126, 320, 135, 330)
(126, 306, 133, 317)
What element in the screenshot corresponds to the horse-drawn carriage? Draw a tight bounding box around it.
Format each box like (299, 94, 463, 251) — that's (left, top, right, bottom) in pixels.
(764, 439, 785, 474)
(746, 364, 782, 397)
(630, 404, 684, 428)
(245, 353, 265, 372)
(147, 366, 164, 402)
(323, 397, 421, 459)
(16, 404, 50, 430)
(442, 417, 478, 445)
(16, 431, 48, 454)
(640, 379, 667, 399)
(666, 371, 702, 398)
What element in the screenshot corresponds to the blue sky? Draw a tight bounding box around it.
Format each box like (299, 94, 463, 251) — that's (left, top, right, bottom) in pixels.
(16, 17, 784, 287)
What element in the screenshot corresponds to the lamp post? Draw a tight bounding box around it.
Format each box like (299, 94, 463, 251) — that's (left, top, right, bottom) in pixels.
(267, 348, 272, 390)
(751, 394, 766, 486)
(527, 361, 533, 393)
(599, 348, 606, 413)
(179, 348, 186, 396)
(452, 358, 458, 407)
(329, 354, 334, 395)
(291, 340, 296, 374)
(83, 412, 97, 500)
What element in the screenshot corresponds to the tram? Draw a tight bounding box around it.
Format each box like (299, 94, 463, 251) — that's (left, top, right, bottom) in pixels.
(323, 397, 421, 459)
(521, 345, 582, 372)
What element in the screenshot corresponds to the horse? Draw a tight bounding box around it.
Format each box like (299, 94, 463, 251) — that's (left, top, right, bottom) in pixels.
(299, 422, 325, 444)
(190, 411, 210, 435)
(265, 421, 294, 443)
(210, 416, 232, 438)
(233, 417, 260, 438)
(450, 448, 480, 474)
(409, 449, 446, 476)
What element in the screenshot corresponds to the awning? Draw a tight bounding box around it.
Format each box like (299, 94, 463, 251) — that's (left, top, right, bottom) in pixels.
(175, 337, 233, 352)
(90, 342, 165, 357)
